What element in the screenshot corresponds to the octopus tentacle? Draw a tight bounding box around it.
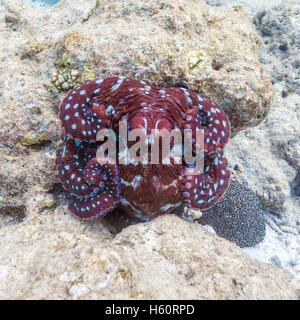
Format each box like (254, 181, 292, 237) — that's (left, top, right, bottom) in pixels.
(181, 90, 231, 209)
(182, 92, 231, 156)
(59, 77, 121, 142)
(56, 137, 100, 197)
(68, 157, 121, 219)
(182, 151, 231, 210)
(69, 191, 119, 220)
(56, 137, 122, 218)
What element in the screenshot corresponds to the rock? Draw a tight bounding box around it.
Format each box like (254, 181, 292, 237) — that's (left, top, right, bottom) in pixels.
(224, 1, 300, 233)
(226, 90, 300, 233)
(223, 0, 300, 274)
(0, 213, 298, 299)
(292, 172, 300, 197)
(253, 0, 300, 96)
(198, 179, 267, 248)
(243, 223, 300, 282)
(201, 0, 300, 269)
(270, 255, 283, 269)
(8, 0, 272, 130)
(205, 0, 284, 17)
(86, 0, 273, 134)
(0, 151, 58, 222)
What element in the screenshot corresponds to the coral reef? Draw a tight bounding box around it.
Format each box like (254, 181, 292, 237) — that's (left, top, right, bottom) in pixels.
(50, 53, 83, 92)
(199, 179, 266, 247)
(51, 68, 81, 92)
(1, 0, 299, 297)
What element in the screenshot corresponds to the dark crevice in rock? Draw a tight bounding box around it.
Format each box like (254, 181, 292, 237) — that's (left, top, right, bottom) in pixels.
(0, 205, 27, 228)
(291, 172, 300, 197)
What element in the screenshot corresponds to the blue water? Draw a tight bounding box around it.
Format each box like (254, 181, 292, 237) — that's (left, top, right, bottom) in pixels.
(24, 0, 60, 7)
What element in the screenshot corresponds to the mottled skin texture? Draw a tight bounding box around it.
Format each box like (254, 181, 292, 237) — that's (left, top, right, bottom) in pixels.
(56, 76, 231, 228)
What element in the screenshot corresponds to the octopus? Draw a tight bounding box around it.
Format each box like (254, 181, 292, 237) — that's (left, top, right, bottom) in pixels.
(56, 76, 231, 229)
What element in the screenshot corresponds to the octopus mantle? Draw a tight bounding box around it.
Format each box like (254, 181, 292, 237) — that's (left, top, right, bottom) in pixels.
(57, 76, 231, 227)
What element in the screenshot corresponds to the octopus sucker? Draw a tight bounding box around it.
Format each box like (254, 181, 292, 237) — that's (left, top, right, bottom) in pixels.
(57, 76, 231, 228)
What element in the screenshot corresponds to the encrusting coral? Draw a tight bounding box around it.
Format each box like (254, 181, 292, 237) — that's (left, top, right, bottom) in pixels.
(50, 53, 83, 92)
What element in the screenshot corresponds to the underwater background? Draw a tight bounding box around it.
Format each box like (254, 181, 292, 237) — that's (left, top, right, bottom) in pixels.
(0, 0, 299, 299)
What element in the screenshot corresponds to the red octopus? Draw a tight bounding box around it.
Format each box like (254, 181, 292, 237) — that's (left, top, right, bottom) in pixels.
(56, 76, 231, 229)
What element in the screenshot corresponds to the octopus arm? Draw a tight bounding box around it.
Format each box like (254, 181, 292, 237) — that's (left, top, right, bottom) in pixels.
(68, 158, 122, 219)
(56, 138, 100, 197)
(182, 152, 230, 210)
(68, 191, 119, 219)
(183, 93, 231, 156)
(59, 77, 121, 142)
